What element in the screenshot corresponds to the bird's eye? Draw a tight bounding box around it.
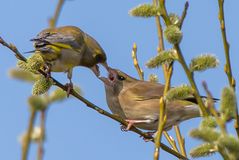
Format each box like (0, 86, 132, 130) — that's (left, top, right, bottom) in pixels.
(117, 75, 125, 81)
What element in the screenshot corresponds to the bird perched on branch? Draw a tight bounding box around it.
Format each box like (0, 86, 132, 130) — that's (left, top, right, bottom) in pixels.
(31, 26, 112, 94)
(101, 69, 204, 131)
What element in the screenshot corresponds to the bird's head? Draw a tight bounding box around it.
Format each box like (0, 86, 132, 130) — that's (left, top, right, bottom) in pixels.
(100, 69, 138, 94)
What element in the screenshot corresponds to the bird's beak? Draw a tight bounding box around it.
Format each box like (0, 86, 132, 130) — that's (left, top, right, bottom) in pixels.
(99, 71, 117, 87)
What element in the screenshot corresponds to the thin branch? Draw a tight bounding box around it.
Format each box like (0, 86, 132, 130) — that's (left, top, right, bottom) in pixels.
(153, 0, 167, 79)
(202, 82, 227, 135)
(154, 98, 167, 160)
(158, 0, 208, 116)
(21, 110, 37, 160)
(49, 0, 65, 28)
(179, 1, 189, 29)
(131, 43, 144, 80)
(170, 3, 189, 157)
(37, 110, 46, 160)
(163, 132, 179, 152)
(0, 36, 188, 160)
(217, 0, 239, 137)
(174, 125, 186, 157)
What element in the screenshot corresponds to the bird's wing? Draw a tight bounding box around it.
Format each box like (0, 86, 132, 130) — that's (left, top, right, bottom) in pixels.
(124, 81, 165, 101)
(32, 27, 85, 52)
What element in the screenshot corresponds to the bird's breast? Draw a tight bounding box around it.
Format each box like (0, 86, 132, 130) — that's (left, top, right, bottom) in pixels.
(46, 49, 81, 72)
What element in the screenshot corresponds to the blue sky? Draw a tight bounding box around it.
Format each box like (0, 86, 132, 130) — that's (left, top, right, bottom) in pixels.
(0, 0, 238, 159)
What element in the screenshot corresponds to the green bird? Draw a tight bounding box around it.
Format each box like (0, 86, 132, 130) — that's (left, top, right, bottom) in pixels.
(31, 26, 112, 94)
(101, 69, 206, 131)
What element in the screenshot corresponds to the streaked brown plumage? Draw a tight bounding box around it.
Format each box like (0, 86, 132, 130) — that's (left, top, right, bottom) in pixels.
(102, 69, 201, 131)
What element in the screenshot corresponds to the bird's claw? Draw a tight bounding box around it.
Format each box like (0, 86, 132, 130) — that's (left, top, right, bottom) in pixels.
(65, 82, 73, 97)
(43, 64, 51, 79)
(140, 132, 155, 142)
(120, 125, 128, 132)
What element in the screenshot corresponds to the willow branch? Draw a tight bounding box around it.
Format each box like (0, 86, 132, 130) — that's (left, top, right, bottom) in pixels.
(154, 63, 174, 160)
(202, 82, 227, 135)
(21, 110, 37, 160)
(217, 0, 239, 137)
(37, 110, 46, 160)
(0, 36, 188, 160)
(154, 98, 167, 160)
(131, 43, 144, 80)
(163, 132, 179, 152)
(174, 125, 186, 157)
(179, 2, 189, 29)
(49, 0, 65, 28)
(158, 0, 208, 116)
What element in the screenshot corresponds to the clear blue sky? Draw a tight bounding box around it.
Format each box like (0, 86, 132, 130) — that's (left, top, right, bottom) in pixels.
(0, 0, 238, 159)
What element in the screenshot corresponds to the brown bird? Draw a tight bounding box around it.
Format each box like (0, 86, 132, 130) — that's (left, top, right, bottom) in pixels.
(31, 26, 112, 94)
(101, 69, 202, 131)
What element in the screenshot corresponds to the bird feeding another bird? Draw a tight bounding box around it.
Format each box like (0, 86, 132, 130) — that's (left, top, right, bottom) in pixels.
(31, 26, 113, 95)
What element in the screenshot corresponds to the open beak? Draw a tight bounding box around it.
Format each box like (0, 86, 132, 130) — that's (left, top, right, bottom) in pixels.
(99, 69, 117, 87)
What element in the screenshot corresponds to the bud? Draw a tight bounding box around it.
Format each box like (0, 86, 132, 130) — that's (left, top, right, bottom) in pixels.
(190, 143, 216, 158)
(129, 4, 160, 18)
(190, 54, 219, 72)
(32, 76, 52, 95)
(166, 84, 193, 101)
(164, 25, 182, 44)
(146, 49, 177, 68)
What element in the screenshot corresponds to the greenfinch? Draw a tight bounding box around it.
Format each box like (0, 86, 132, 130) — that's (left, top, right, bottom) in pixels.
(31, 26, 111, 93)
(102, 69, 203, 131)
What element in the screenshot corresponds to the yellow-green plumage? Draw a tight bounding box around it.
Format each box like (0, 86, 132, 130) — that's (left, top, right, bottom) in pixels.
(32, 26, 108, 78)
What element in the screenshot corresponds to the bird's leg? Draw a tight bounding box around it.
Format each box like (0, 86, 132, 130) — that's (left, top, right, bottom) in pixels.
(65, 69, 73, 97)
(90, 65, 100, 77)
(121, 119, 152, 131)
(44, 64, 51, 79)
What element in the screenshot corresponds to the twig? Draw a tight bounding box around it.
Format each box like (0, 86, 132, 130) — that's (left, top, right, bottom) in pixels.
(152, 1, 179, 158)
(163, 132, 179, 152)
(0, 36, 188, 160)
(174, 125, 186, 157)
(131, 43, 144, 80)
(170, 2, 190, 157)
(158, 0, 208, 116)
(37, 110, 46, 160)
(154, 98, 167, 160)
(179, 1, 189, 29)
(202, 82, 227, 135)
(217, 0, 239, 137)
(21, 110, 37, 160)
(49, 0, 65, 28)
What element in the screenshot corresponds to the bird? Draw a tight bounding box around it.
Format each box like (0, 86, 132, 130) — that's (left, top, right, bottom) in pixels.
(31, 25, 112, 94)
(101, 69, 204, 131)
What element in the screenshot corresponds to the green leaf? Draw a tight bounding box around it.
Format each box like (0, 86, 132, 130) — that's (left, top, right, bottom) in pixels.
(189, 54, 219, 72)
